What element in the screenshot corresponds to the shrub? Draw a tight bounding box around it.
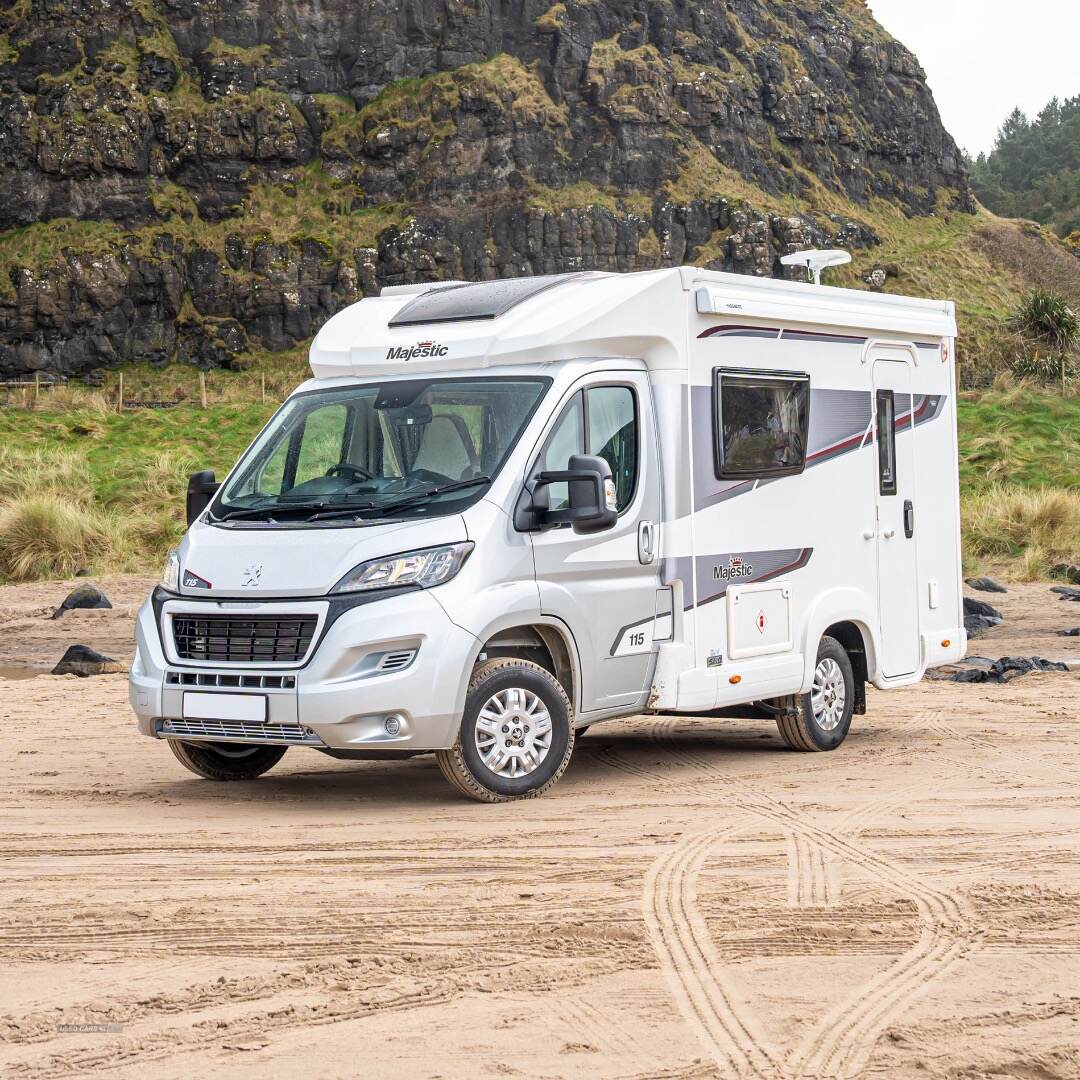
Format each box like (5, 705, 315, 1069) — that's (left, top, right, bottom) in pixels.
(0, 495, 115, 581)
(1009, 290, 1080, 351)
(1011, 350, 1080, 384)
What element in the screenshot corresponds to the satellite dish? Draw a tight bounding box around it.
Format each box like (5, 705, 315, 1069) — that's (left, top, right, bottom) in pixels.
(779, 249, 852, 286)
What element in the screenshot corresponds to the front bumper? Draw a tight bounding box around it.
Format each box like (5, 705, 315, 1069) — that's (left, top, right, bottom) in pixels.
(129, 589, 479, 751)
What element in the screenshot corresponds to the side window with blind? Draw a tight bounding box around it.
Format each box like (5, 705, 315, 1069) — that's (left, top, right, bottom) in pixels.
(714, 369, 810, 480)
(876, 389, 898, 496)
(538, 385, 639, 514)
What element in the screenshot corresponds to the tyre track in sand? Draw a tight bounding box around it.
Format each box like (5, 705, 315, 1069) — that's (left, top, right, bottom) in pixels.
(644, 826, 784, 1078)
(597, 719, 982, 1078)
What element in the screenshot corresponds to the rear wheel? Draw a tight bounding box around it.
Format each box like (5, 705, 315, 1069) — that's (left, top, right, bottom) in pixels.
(168, 740, 287, 780)
(776, 636, 854, 752)
(436, 658, 574, 802)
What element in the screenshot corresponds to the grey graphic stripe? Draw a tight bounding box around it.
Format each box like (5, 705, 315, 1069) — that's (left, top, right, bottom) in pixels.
(614, 547, 813, 655)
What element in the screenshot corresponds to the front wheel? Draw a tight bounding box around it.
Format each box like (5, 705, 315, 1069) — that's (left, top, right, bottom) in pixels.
(775, 636, 854, 752)
(168, 740, 287, 780)
(436, 658, 575, 802)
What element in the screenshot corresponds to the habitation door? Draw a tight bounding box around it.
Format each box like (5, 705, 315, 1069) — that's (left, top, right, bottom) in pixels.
(529, 372, 663, 714)
(872, 358, 920, 677)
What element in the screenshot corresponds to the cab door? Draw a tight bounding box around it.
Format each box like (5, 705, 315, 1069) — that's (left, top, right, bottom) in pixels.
(873, 358, 920, 677)
(528, 372, 663, 714)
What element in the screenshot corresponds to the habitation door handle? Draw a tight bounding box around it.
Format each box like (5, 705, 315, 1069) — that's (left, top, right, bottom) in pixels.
(883, 528, 896, 539)
(862, 529, 876, 540)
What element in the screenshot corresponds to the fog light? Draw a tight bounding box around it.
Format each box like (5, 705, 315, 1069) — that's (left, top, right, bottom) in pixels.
(384, 714, 403, 737)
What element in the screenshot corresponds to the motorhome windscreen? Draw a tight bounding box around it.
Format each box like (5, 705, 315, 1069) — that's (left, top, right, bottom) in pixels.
(387, 274, 588, 327)
(212, 377, 550, 524)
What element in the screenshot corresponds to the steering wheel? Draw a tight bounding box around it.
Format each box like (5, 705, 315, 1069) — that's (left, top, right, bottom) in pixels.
(326, 463, 374, 481)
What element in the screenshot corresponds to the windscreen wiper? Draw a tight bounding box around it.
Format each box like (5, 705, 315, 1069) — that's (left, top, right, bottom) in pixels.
(305, 504, 381, 522)
(371, 476, 492, 515)
(215, 500, 374, 522)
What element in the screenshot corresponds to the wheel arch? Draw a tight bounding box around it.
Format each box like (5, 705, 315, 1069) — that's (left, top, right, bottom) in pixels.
(800, 587, 880, 699)
(458, 616, 581, 720)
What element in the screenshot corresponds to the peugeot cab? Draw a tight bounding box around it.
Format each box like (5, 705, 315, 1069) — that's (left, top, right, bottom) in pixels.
(130, 262, 966, 801)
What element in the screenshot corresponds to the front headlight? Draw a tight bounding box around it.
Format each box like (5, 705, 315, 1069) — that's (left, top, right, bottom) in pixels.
(160, 549, 180, 593)
(331, 542, 474, 594)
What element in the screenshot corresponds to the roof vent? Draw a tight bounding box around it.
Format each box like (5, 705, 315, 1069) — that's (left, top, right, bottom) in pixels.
(779, 249, 851, 286)
(387, 273, 591, 328)
(379, 281, 469, 297)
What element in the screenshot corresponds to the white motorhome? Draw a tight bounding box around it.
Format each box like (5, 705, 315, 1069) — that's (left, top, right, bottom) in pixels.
(130, 261, 966, 801)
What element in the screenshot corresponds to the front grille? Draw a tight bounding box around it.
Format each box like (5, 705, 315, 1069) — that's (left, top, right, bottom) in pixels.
(160, 718, 322, 745)
(166, 671, 296, 689)
(172, 615, 317, 664)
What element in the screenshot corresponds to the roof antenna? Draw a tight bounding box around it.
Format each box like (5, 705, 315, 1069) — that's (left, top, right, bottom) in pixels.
(779, 249, 852, 286)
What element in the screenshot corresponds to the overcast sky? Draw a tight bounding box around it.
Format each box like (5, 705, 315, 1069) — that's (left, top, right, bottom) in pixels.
(866, 1, 1080, 155)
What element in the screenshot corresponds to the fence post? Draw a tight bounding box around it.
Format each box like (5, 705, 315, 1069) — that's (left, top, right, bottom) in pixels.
(117, 372, 124, 413)
(33, 371, 40, 406)
(260, 373, 266, 404)
(199, 370, 208, 408)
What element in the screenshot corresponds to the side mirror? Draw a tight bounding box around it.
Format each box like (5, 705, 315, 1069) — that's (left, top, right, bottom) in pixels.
(186, 470, 220, 525)
(523, 454, 618, 534)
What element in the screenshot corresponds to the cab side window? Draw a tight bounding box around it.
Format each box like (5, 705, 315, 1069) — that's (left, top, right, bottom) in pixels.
(539, 385, 639, 513)
(587, 386, 637, 511)
(540, 392, 584, 511)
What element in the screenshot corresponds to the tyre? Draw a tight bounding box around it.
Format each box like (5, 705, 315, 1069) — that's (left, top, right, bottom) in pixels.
(775, 636, 854, 752)
(436, 658, 575, 802)
(168, 740, 287, 780)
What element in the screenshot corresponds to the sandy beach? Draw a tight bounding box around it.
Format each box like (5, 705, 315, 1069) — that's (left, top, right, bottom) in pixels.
(1, 579, 1078, 1078)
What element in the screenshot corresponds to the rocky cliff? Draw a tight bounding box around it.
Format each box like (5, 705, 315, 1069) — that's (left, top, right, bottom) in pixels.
(0, 0, 972, 375)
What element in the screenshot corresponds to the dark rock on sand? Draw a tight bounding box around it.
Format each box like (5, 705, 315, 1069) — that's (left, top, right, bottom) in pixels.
(51, 585, 112, 619)
(51, 645, 126, 677)
(925, 656, 995, 680)
(948, 656, 1069, 684)
(1057, 629, 1080, 637)
(1051, 587, 1080, 602)
(1051, 564, 1080, 585)
(963, 597, 1004, 621)
(963, 596, 1004, 638)
(965, 577, 1007, 594)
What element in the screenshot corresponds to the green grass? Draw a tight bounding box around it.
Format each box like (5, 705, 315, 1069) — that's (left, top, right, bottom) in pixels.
(0, 403, 275, 507)
(957, 389, 1080, 491)
(0, 387, 1075, 582)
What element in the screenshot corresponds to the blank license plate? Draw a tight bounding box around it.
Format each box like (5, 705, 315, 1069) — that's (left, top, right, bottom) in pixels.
(182, 692, 267, 723)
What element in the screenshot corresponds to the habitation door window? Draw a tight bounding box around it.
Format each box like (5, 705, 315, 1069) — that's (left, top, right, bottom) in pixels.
(713, 369, 810, 479)
(876, 390, 898, 496)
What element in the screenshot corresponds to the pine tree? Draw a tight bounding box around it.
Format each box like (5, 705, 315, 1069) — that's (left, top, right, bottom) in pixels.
(972, 94, 1080, 236)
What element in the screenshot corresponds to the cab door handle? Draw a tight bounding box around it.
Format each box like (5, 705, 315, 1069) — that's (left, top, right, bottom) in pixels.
(638, 520, 656, 565)
(883, 528, 896, 539)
